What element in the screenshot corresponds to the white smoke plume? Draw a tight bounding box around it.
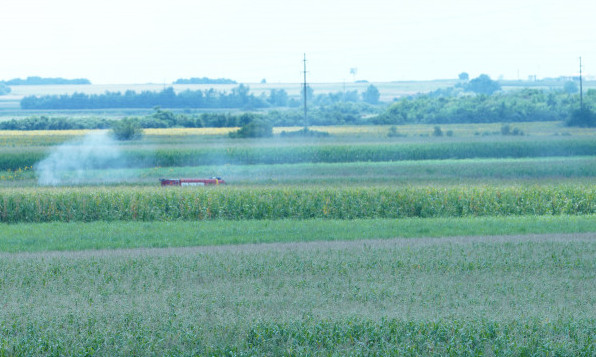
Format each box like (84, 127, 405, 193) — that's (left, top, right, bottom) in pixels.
(36, 132, 127, 186)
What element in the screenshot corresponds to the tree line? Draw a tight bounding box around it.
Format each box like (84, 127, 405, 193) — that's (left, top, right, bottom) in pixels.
(372, 74, 593, 126)
(20, 84, 382, 110)
(20, 85, 268, 110)
(375, 87, 595, 127)
(173, 77, 237, 84)
(2, 76, 91, 85)
(0, 103, 381, 131)
(10, 74, 595, 127)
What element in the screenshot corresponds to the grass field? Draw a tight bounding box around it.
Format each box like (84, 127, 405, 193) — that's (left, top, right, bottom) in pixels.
(1, 215, 595, 253)
(0, 121, 594, 355)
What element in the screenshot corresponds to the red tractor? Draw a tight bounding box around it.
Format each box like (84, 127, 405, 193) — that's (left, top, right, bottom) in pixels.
(160, 177, 225, 186)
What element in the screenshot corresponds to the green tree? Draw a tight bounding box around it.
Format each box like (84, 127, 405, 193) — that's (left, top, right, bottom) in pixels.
(362, 84, 380, 104)
(110, 117, 144, 140)
(563, 81, 578, 94)
(465, 74, 501, 95)
(268, 89, 289, 106)
(458, 72, 469, 81)
(567, 108, 596, 127)
(151, 107, 178, 126)
(229, 119, 273, 138)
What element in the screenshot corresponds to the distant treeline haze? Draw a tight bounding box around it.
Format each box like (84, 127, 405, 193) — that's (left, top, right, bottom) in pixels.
(2, 76, 90, 85)
(172, 77, 237, 85)
(11, 83, 596, 128)
(20, 84, 381, 110)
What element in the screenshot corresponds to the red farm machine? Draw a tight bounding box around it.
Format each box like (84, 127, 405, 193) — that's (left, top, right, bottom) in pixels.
(160, 177, 225, 187)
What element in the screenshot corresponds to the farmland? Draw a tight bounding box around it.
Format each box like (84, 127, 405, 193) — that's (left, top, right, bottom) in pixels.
(1, 185, 595, 222)
(1, 235, 594, 355)
(0, 120, 595, 355)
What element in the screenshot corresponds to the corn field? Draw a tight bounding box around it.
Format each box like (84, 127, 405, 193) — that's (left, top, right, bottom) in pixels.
(2, 137, 596, 171)
(1, 185, 594, 223)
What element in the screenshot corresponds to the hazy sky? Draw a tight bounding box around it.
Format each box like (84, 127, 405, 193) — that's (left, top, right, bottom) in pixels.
(2, 0, 595, 84)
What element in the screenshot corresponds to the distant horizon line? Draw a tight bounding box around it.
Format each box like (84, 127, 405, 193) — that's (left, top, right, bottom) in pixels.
(4, 76, 595, 87)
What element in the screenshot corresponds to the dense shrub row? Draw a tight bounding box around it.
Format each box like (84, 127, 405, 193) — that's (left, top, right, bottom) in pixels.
(1, 185, 593, 222)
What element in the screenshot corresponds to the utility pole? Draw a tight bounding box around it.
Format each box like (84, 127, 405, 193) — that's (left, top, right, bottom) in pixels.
(579, 56, 584, 112)
(303, 53, 308, 129)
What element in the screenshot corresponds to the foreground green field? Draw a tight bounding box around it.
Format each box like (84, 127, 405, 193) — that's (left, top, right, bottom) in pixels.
(1, 234, 594, 355)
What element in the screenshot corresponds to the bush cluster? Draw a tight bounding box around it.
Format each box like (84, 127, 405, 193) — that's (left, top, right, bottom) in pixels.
(110, 118, 143, 141)
(229, 119, 273, 138)
(567, 108, 596, 127)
